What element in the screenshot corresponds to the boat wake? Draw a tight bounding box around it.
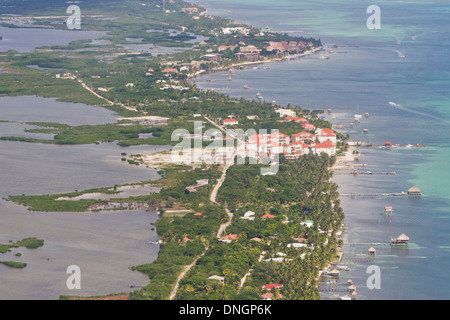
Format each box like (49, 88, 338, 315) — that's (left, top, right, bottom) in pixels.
(389, 101, 450, 124)
(392, 49, 406, 59)
(411, 32, 426, 41)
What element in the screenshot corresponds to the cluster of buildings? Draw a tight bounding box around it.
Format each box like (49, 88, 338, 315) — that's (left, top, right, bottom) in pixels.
(220, 26, 250, 35)
(246, 128, 336, 158)
(264, 40, 315, 54)
(221, 112, 337, 158)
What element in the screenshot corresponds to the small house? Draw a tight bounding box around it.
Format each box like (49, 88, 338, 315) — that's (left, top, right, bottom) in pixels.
(262, 284, 283, 290)
(221, 118, 238, 126)
(408, 187, 422, 196)
(391, 233, 409, 246)
(208, 275, 225, 284)
(287, 243, 306, 249)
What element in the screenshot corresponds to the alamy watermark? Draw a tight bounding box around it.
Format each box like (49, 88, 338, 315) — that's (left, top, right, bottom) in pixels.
(366, 265, 381, 289)
(367, 5, 381, 30)
(66, 265, 81, 290)
(66, 5, 81, 30)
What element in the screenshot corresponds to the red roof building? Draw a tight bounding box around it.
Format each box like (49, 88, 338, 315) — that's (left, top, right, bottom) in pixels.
(162, 67, 178, 73)
(222, 118, 239, 126)
(262, 284, 283, 290)
(220, 234, 238, 241)
(301, 122, 316, 130)
(310, 140, 336, 156)
(292, 131, 315, 142)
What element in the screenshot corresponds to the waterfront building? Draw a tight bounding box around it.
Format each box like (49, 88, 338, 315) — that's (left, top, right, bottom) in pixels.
(408, 187, 422, 196)
(391, 234, 409, 246)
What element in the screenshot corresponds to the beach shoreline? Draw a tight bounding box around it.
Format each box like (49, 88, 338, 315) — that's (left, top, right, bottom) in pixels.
(189, 47, 323, 78)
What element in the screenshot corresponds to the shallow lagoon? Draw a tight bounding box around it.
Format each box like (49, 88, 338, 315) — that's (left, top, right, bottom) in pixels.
(0, 96, 170, 299)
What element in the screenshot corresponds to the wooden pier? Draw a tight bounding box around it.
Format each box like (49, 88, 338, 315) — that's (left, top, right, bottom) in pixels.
(353, 171, 396, 175)
(344, 242, 390, 247)
(335, 170, 396, 175)
(319, 287, 349, 293)
(340, 192, 407, 197)
(362, 143, 426, 149)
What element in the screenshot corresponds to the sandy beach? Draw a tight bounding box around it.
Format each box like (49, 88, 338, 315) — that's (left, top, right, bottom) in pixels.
(332, 143, 361, 170)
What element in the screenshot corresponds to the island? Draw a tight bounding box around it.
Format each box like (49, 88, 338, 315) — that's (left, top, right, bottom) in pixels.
(0, 0, 349, 300)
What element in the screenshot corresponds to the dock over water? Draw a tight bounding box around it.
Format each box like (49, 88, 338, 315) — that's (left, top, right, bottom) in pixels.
(344, 242, 390, 247)
(340, 192, 407, 197)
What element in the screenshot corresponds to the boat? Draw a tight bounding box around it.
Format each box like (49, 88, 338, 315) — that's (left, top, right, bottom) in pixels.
(337, 265, 349, 271)
(340, 296, 352, 300)
(354, 105, 362, 122)
(327, 269, 340, 276)
(320, 55, 330, 60)
(243, 85, 249, 89)
(389, 101, 398, 107)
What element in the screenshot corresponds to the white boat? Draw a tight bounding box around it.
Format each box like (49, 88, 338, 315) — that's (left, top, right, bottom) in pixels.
(337, 266, 350, 271)
(320, 55, 330, 60)
(340, 296, 352, 300)
(354, 104, 363, 121)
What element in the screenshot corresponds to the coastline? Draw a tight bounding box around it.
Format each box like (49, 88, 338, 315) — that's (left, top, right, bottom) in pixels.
(2, 1, 344, 301)
(189, 47, 323, 78)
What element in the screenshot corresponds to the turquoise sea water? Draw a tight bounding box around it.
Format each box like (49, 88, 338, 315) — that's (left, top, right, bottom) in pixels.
(193, 0, 450, 299)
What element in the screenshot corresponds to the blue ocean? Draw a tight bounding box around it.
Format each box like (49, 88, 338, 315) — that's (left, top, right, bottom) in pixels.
(192, 0, 450, 299)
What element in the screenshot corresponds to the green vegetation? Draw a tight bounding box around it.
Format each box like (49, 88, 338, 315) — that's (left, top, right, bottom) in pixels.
(1, 0, 344, 301)
(130, 204, 226, 300)
(169, 154, 343, 300)
(8, 165, 222, 212)
(0, 261, 27, 268)
(14, 237, 44, 249)
(0, 237, 44, 254)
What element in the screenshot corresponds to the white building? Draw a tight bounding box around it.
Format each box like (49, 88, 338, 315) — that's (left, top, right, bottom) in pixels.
(274, 108, 296, 118)
(316, 128, 337, 144)
(287, 243, 307, 248)
(309, 140, 336, 156)
(221, 27, 249, 35)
